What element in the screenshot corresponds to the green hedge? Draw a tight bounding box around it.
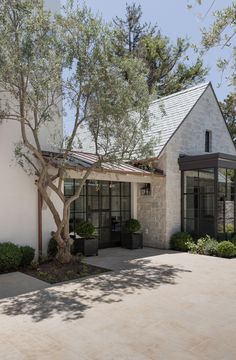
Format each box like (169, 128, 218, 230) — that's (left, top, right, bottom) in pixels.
(217, 241, 236, 258)
(170, 232, 193, 252)
(75, 220, 95, 237)
(0, 242, 22, 272)
(20, 246, 35, 266)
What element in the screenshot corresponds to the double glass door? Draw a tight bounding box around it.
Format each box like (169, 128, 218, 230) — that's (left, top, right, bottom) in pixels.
(66, 180, 131, 248)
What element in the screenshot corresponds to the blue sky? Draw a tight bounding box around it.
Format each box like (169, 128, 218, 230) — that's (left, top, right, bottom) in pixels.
(82, 0, 233, 101)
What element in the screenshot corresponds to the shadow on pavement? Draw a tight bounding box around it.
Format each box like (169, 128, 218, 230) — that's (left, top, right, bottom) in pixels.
(0, 258, 191, 322)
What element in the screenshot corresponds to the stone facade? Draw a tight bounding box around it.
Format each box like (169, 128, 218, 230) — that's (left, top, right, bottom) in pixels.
(137, 85, 236, 249)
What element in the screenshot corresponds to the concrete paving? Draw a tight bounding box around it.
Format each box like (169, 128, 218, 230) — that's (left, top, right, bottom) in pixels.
(0, 248, 236, 360)
(0, 271, 49, 299)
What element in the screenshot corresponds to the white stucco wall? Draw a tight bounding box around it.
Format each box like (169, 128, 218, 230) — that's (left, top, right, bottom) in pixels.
(164, 85, 236, 246)
(0, 0, 63, 253)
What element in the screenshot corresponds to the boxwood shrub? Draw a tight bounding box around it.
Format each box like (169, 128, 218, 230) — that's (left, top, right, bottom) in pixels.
(170, 232, 193, 252)
(125, 219, 141, 233)
(47, 236, 58, 258)
(0, 242, 22, 272)
(75, 220, 95, 238)
(217, 241, 236, 258)
(20, 246, 35, 266)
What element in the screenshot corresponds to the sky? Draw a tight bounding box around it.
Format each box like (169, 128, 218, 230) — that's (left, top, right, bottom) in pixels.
(77, 0, 233, 101)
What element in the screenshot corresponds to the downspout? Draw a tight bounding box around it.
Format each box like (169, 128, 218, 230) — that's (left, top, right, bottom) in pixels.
(38, 190, 43, 257)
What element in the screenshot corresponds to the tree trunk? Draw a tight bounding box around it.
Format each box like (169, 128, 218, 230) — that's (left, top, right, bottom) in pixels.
(55, 234, 72, 264)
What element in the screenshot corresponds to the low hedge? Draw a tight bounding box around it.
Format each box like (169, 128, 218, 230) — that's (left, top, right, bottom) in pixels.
(217, 241, 236, 258)
(0, 242, 22, 272)
(170, 232, 193, 252)
(20, 246, 35, 266)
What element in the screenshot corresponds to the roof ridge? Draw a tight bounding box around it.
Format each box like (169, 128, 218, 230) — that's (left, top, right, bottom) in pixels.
(151, 82, 210, 105)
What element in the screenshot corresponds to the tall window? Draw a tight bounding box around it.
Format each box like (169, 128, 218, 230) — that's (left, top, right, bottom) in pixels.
(205, 130, 212, 152)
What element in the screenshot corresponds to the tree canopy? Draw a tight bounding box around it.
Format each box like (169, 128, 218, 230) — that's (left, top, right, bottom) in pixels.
(113, 2, 207, 96)
(0, 0, 154, 263)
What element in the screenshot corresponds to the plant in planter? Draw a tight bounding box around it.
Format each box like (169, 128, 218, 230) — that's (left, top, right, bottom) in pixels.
(122, 218, 143, 249)
(74, 220, 98, 256)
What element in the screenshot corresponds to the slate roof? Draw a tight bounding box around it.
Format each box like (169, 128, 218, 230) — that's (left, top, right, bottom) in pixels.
(146, 82, 210, 157)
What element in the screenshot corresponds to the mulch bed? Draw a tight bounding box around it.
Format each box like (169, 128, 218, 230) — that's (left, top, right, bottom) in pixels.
(21, 259, 110, 284)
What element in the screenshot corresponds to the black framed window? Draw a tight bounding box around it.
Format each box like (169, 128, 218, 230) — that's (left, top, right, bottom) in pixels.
(182, 166, 236, 239)
(183, 169, 215, 237)
(205, 130, 212, 152)
(218, 168, 235, 237)
(65, 179, 131, 248)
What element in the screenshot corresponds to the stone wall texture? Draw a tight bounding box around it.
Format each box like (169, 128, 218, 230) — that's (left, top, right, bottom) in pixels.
(137, 85, 236, 249)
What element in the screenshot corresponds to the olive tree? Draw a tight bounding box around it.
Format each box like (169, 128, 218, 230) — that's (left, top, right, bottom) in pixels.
(0, 0, 154, 263)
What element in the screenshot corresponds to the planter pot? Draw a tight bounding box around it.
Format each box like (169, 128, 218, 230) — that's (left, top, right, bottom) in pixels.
(122, 232, 143, 249)
(73, 237, 98, 256)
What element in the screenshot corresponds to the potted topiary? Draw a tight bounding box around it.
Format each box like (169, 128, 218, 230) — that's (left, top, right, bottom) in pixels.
(122, 218, 143, 249)
(74, 220, 98, 256)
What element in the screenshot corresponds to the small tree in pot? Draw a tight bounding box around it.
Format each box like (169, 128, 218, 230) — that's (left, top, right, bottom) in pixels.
(74, 221, 98, 256)
(122, 219, 143, 249)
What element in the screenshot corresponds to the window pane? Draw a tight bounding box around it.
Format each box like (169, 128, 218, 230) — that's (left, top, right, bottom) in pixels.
(64, 179, 74, 196)
(111, 196, 120, 212)
(199, 194, 214, 217)
(199, 169, 214, 193)
(218, 168, 226, 194)
(226, 169, 235, 200)
(184, 218, 195, 233)
(74, 196, 86, 212)
(87, 212, 99, 227)
(121, 182, 130, 197)
(88, 195, 99, 211)
(111, 213, 121, 232)
(100, 182, 109, 196)
(101, 212, 110, 227)
(184, 171, 198, 193)
(225, 221, 234, 234)
(75, 180, 86, 196)
(111, 182, 120, 196)
(121, 197, 130, 211)
(184, 194, 197, 219)
(87, 181, 99, 196)
(101, 196, 109, 210)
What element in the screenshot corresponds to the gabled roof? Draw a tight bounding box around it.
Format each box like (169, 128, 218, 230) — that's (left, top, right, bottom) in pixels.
(146, 82, 210, 157)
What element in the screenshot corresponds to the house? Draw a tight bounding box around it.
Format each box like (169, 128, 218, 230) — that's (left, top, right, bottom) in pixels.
(1, 77, 235, 254)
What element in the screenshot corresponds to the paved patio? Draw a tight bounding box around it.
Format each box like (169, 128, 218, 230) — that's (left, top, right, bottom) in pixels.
(0, 247, 236, 359)
(0, 272, 49, 299)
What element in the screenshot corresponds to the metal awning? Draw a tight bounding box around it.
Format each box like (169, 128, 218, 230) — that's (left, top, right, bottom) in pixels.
(43, 151, 164, 177)
(179, 153, 236, 171)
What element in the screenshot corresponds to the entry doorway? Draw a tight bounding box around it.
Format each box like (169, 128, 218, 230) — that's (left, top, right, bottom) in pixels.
(65, 180, 131, 248)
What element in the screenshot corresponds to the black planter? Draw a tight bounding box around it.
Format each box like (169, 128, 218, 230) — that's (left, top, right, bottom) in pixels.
(122, 232, 143, 249)
(73, 237, 98, 256)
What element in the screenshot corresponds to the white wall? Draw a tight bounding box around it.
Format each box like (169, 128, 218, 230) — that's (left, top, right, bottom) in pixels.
(0, 0, 63, 253)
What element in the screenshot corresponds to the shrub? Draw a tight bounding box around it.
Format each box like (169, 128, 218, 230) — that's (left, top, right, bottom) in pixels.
(187, 235, 218, 256)
(75, 220, 95, 238)
(125, 219, 141, 233)
(20, 246, 35, 266)
(0, 242, 22, 272)
(170, 232, 193, 252)
(229, 236, 236, 246)
(226, 223, 234, 234)
(47, 236, 58, 258)
(217, 241, 236, 258)
(186, 241, 198, 254)
(202, 238, 219, 256)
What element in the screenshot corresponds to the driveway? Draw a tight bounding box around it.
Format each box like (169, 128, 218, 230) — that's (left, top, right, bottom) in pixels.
(0, 248, 236, 360)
